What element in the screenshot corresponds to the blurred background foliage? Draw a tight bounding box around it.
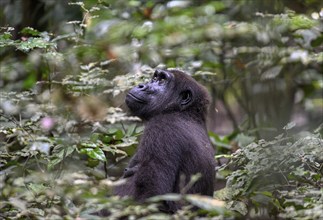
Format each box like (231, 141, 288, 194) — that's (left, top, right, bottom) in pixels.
(0, 0, 322, 219)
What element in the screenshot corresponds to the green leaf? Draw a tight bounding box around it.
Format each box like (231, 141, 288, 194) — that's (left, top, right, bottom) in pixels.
(259, 191, 273, 197)
(311, 35, 323, 47)
(283, 121, 296, 130)
(86, 157, 100, 168)
(48, 157, 63, 170)
(23, 72, 37, 89)
(0, 32, 15, 47)
(16, 37, 56, 52)
(209, 132, 232, 149)
(0, 32, 12, 40)
(27, 183, 48, 195)
(114, 129, 124, 140)
(215, 154, 233, 159)
(126, 124, 136, 136)
(20, 27, 41, 36)
(290, 15, 316, 30)
(261, 66, 283, 80)
(186, 195, 226, 213)
(235, 133, 255, 147)
(148, 193, 182, 202)
(81, 147, 106, 162)
(227, 200, 248, 215)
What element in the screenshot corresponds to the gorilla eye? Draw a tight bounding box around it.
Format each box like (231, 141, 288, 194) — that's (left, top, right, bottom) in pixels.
(180, 90, 192, 105)
(152, 72, 168, 84)
(159, 73, 166, 80)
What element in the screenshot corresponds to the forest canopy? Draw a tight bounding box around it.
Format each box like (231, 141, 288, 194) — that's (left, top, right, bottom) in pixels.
(0, 0, 322, 219)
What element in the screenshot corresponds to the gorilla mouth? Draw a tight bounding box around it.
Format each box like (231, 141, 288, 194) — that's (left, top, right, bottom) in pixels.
(128, 93, 146, 103)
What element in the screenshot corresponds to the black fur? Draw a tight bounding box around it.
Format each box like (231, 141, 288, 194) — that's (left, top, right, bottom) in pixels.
(115, 69, 215, 212)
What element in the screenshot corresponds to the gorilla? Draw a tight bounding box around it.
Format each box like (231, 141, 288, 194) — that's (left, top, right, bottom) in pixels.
(115, 68, 215, 212)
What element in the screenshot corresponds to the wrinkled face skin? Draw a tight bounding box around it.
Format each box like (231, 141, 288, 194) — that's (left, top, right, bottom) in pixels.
(126, 69, 208, 121)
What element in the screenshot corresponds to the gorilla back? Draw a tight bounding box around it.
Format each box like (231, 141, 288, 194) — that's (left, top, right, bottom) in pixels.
(116, 69, 215, 212)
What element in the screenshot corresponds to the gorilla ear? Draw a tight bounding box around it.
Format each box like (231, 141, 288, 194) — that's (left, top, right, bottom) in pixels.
(180, 90, 192, 106)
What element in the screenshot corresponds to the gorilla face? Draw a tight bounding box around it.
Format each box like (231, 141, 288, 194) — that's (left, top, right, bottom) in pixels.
(126, 69, 209, 121)
(126, 70, 191, 120)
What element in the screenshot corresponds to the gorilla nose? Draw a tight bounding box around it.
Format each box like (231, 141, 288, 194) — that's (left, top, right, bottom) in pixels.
(137, 84, 147, 91)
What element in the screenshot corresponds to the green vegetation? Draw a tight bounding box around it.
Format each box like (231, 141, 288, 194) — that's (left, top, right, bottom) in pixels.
(0, 0, 322, 219)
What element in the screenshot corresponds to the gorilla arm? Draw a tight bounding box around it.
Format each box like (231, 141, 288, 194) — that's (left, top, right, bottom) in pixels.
(123, 165, 139, 178)
(115, 125, 181, 201)
(115, 145, 180, 212)
(122, 152, 141, 178)
(133, 152, 180, 213)
(133, 154, 179, 201)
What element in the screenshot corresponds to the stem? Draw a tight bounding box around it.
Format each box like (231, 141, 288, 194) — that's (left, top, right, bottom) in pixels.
(219, 41, 239, 131)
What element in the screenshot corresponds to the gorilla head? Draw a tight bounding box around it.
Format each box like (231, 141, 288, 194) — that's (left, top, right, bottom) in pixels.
(126, 69, 209, 121)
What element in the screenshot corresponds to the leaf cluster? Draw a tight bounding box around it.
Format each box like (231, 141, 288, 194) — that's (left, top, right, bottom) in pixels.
(217, 128, 323, 219)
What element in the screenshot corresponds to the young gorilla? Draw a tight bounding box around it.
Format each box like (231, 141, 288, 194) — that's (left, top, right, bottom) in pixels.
(115, 69, 215, 212)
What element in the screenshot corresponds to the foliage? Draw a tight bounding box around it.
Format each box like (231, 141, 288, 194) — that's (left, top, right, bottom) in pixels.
(0, 0, 322, 219)
(216, 126, 323, 219)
